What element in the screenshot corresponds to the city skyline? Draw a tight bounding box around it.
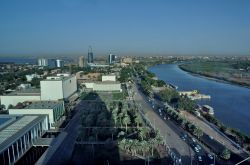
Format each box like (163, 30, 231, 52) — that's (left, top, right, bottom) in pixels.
(0, 0, 250, 56)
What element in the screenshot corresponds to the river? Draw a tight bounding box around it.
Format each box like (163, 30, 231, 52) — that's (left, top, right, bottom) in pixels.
(149, 64, 250, 136)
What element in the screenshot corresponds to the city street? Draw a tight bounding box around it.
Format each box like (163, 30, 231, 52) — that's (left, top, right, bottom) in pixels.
(132, 83, 195, 165)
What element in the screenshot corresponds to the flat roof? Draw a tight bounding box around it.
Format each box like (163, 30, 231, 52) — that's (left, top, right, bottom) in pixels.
(5, 88, 41, 96)
(42, 75, 74, 81)
(0, 115, 46, 153)
(25, 101, 63, 109)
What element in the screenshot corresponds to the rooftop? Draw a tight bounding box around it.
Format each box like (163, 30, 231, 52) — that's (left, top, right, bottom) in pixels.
(5, 88, 41, 96)
(0, 115, 46, 152)
(42, 75, 74, 81)
(25, 101, 63, 109)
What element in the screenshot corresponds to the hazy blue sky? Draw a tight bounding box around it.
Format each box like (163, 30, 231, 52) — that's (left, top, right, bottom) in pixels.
(0, 0, 250, 56)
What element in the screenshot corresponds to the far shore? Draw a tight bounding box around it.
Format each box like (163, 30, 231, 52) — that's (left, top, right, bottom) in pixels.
(178, 65, 250, 89)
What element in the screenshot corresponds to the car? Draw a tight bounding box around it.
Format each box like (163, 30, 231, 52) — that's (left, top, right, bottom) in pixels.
(181, 136, 186, 141)
(160, 113, 162, 116)
(196, 144, 201, 150)
(194, 147, 199, 153)
(207, 153, 214, 160)
(164, 116, 166, 120)
(197, 155, 202, 162)
(192, 138, 196, 142)
(209, 135, 214, 140)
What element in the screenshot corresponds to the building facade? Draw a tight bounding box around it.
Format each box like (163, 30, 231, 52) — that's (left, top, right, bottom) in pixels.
(9, 101, 65, 129)
(108, 54, 116, 64)
(79, 56, 85, 68)
(0, 115, 48, 165)
(40, 75, 77, 101)
(38, 58, 48, 67)
(56, 59, 64, 68)
(102, 75, 116, 82)
(0, 89, 41, 109)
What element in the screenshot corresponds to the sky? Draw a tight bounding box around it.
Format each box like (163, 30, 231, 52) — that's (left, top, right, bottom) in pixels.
(0, 0, 250, 56)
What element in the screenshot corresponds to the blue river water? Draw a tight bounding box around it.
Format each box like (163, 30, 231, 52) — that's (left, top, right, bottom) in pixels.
(0, 57, 37, 64)
(149, 64, 250, 136)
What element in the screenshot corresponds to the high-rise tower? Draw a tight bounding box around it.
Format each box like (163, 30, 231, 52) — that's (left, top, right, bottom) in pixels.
(87, 46, 94, 63)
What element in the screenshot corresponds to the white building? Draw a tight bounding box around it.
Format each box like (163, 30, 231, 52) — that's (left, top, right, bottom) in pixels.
(38, 58, 48, 66)
(102, 75, 116, 82)
(25, 74, 40, 82)
(56, 59, 64, 68)
(0, 89, 41, 109)
(40, 75, 77, 101)
(9, 101, 65, 129)
(82, 81, 122, 92)
(18, 83, 31, 89)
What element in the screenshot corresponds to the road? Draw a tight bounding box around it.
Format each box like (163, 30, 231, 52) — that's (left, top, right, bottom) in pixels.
(131, 82, 195, 165)
(46, 100, 83, 165)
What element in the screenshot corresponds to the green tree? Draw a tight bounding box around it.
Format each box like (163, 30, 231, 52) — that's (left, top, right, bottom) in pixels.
(134, 115, 142, 128)
(122, 114, 131, 132)
(220, 148, 231, 160)
(193, 127, 203, 139)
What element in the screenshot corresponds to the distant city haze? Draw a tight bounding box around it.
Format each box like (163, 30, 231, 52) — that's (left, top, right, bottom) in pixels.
(0, 0, 250, 56)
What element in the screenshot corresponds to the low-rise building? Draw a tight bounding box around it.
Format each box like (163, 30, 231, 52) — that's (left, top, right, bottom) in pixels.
(9, 101, 65, 129)
(82, 81, 122, 92)
(102, 74, 116, 82)
(0, 89, 41, 109)
(25, 74, 40, 82)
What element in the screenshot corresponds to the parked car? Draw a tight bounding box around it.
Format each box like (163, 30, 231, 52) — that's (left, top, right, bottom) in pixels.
(196, 144, 201, 150)
(194, 147, 199, 153)
(207, 153, 213, 160)
(197, 155, 202, 162)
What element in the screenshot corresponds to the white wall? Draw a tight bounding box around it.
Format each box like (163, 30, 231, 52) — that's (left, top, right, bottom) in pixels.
(102, 75, 116, 82)
(93, 83, 122, 92)
(62, 76, 77, 99)
(82, 82, 94, 89)
(41, 80, 63, 100)
(41, 76, 77, 100)
(0, 95, 41, 109)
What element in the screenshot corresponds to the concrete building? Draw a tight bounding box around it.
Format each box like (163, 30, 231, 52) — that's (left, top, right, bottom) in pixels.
(9, 101, 65, 129)
(108, 54, 116, 64)
(82, 81, 122, 92)
(79, 56, 85, 68)
(121, 57, 133, 64)
(25, 74, 40, 82)
(0, 115, 48, 165)
(38, 58, 48, 66)
(18, 84, 31, 90)
(40, 75, 77, 101)
(56, 59, 64, 68)
(0, 89, 41, 109)
(102, 75, 116, 82)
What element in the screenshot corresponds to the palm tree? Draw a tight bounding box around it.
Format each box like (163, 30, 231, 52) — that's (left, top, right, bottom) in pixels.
(118, 113, 123, 127)
(123, 114, 131, 132)
(139, 127, 148, 141)
(134, 115, 142, 128)
(220, 148, 231, 160)
(149, 138, 156, 156)
(193, 127, 203, 139)
(92, 127, 99, 141)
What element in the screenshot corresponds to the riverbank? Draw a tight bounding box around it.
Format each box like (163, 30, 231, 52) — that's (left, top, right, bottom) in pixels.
(179, 63, 250, 88)
(148, 64, 250, 152)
